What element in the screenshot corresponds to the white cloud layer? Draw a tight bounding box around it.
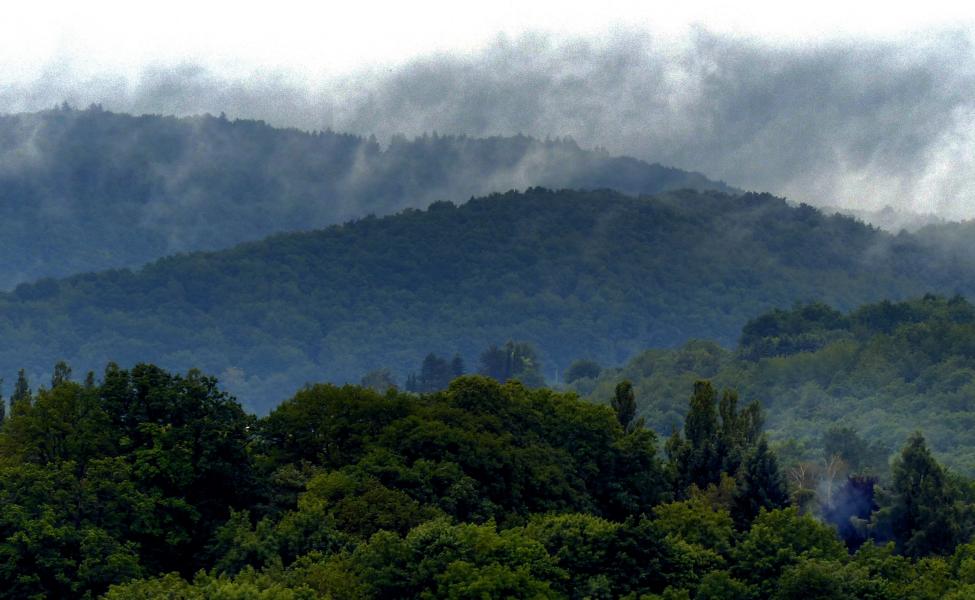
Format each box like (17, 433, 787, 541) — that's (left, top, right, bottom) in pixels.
(3, 2, 975, 217)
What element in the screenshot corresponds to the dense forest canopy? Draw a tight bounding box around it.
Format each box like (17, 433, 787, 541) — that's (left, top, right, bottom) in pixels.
(5, 14, 975, 599)
(1, 187, 973, 411)
(3, 362, 975, 598)
(0, 105, 732, 287)
(574, 295, 975, 473)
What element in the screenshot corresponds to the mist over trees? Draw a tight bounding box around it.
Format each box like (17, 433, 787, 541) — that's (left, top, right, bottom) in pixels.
(10, 28, 975, 220)
(1, 187, 973, 411)
(4, 16, 975, 600)
(0, 106, 731, 287)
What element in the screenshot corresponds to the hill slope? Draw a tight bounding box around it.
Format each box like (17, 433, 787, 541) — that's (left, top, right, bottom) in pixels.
(0, 105, 732, 287)
(1, 187, 971, 411)
(575, 296, 975, 473)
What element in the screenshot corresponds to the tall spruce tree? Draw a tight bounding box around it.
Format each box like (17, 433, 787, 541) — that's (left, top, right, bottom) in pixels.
(10, 369, 31, 415)
(733, 436, 789, 527)
(717, 389, 764, 475)
(667, 381, 766, 498)
(51, 361, 72, 388)
(882, 432, 963, 557)
(612, 380, 641, 433)
(667, 381, 721, 495)
(477, 341, 544, 387)
(450, 354, 465, 379)
(418, 353, 452, 392)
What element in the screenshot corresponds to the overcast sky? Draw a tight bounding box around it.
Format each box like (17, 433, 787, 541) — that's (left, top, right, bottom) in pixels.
(3, 1, 975, 218)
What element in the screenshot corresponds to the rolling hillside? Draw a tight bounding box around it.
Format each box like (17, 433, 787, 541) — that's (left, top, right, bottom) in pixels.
(1, 187, 971, 411)
(574, 296, 975, 473)
(0, 105, 732, 287)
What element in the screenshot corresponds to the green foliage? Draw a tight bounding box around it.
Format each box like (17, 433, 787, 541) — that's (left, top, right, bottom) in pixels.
(739, 302, 850, 360)
(0, 107, 734, 289)
(666, 381, 763, 498)
(479, 341, 545, 388)
(733, 436, 789, 527)
(2, 360, 975, 597)
(407, 353, 461, 393)
(0, 363, 257, 597)
(321, 519, 562, 599)
(577, 295, 975, 474)
(653, 497, 735, 557)
(359, 368, 397, 393)
(521, 513, 620, 597)
(0, 460, 146, 599)
(772, 559, 859, 600)
(612, 380, 641, 433)
(731, 507, 847, 597)
(104, 570, 319, 599)
(1, 189, 971, 412)
(876, 432, 965, 557)
(10, 369, 30, 416)
(695, 570, 755, 600)
(822, 426, 890, 476)
(259, 376, 668, 524)
(564, 359, 601, 384)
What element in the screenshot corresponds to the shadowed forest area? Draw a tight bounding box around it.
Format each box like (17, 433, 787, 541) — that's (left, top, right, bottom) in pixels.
(2, 186, 975, 412)
(0, 106, 730, 287)
(1, 94, 975, 600)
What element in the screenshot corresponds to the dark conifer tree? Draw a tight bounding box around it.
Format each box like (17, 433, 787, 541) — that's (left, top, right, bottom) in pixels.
(564, 359, 601, 383)
(612, 380, 640, 433)
(450, 354, 465, 379)
(667, 381, 721, 495)
(717, 389, 763, 475)
(419, 353, 452, 392)
(733, 436, 789, 527)
(478, 345, 506, 381)
(51, 360, 72, 388)
(882, 432, 963, 557)
(10, 369, 31, 415)
(668, 381, 766, 499)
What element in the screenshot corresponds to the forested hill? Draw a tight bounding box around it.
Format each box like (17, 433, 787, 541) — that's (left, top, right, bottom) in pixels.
(2, 187, 972, 412)
(574, 296, 975, 473)
(0, 105, 732, 287)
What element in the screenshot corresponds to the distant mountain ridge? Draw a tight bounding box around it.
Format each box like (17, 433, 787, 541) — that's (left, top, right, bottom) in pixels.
(0, 105, 734, 287)
(2, 187, 972, 412)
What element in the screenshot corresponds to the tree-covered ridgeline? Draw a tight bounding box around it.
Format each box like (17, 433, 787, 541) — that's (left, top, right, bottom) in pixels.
(0, 105, 732, 287)
(573, 295, 975, 474)
(2, 187, 973, 412)
(1, 362, 974, 598)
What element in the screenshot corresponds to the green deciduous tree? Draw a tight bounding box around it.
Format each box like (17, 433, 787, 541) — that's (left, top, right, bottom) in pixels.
(732, 507, 846, 598)
(359, 368, 398, 393)
(565, 360, 602, 383)
(478, 341, 544, 387)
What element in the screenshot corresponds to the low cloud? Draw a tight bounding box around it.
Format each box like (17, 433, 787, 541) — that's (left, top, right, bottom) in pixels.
(3, 28, 974, 218)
